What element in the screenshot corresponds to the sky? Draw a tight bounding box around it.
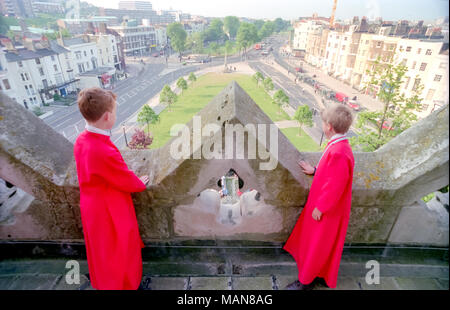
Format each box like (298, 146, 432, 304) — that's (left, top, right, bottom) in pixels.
(84, 0, 449, 22)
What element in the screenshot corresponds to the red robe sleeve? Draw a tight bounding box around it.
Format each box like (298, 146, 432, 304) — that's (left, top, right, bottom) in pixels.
(91, 146, 147, 193)
(315, 152, 350, 215)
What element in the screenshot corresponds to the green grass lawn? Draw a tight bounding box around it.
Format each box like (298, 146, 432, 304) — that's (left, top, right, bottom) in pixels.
(280, 127, 321, 152)
(145, 73, 291, 149)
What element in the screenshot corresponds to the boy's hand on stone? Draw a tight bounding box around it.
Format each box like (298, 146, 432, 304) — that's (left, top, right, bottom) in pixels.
(312, 208, 322, 221)
(139, 175, 149, 185)
(298, 161, 315, 175)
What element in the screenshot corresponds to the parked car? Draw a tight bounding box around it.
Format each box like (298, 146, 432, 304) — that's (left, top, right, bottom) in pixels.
(152, 52, 159, 57)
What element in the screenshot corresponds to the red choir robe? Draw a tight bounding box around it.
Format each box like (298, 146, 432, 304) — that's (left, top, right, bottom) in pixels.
(283, 136, 354, 288)
(74, 130, 147, 290)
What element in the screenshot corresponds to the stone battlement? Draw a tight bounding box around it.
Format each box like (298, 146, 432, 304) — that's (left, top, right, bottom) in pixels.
(0, 82, 448, 245)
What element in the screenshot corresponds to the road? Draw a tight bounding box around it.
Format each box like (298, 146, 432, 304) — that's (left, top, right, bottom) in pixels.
(43, 36, 355, 150)
(42, 54, 244, 148)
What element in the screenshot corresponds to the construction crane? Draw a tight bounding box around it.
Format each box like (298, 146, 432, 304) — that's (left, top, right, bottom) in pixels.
(330, 0, 338, 29)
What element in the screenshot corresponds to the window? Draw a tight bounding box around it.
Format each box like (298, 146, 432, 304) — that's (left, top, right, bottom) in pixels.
(434, 75, 442, 82)
(39, 68, 44, 76)
(35, 58, 41, 65)
(401, 59, 407, 66)
(439, 62, 447, 69)
(90, 49, 94, 55)
(376, 41, 382, 48)
(344, 37, 347, 41)
(65, 53, 69, 60)
(365, 40, 369, 44)
(417, 48, 421, 54)
(411, 61, 416, 69)
(18, 61, 23, 67)
(29, 85, 34, 94)
(419, 63, 427, 71)
(425, 49, 432, 55)
(51, 55, 55, 61)
(425, 89, 435, 101)
(99, 49, 102, 55)
(21, 73, 25, 81)
(54, 64, 58, 72)
(25, 85, 30, 95)
(334, 44, 338, 48)
(406, 46, 412, 52)
(84, 51, 87, 57)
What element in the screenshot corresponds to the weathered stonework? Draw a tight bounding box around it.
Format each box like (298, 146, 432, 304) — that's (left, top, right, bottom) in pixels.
(0, 82, 448, 245)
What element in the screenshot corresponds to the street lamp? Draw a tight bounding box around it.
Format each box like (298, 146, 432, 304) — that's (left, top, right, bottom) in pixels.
(122, 123, 128, 147)
(319, 132, 324, 147)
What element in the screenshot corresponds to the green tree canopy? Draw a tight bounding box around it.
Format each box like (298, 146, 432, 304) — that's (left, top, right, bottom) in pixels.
(160, 84, 178, 112)
(273, 89, 289, 114)
(137, 105, 159, 134)
(253, 72, 264, 85)
(350, 57, 424, 152)
(258, 21, 275, 40)
(294, 105, 313, 136)
(236, 22, 258, 59)
(263, 77, 274, 92)
(177, 77, 188, 93)
(223, 16, 240, 39)
(204, 18, 225, 42)
(167, 22, 187, 54)
(274, 18, 289, 32)
(188, 72, 197, 82)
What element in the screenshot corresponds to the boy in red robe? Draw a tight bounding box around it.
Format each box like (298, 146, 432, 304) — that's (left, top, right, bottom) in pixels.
(74, 87, 149, 290)
(284, 104, 355, 290)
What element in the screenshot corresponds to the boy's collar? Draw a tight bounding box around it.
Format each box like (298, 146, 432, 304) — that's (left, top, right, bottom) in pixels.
(330, 133, 346, 141)
(85, 123, 111, 137)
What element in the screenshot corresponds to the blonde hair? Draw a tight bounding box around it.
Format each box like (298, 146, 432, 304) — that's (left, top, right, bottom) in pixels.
(320, 104, 354, 134)
(77, 87, 116, 122)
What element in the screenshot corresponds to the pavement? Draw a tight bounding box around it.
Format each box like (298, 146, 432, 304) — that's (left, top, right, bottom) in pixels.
(0, 258, 447, 290)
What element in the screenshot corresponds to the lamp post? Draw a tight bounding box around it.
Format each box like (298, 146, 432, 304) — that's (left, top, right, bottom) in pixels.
(122, 123, 128, 147)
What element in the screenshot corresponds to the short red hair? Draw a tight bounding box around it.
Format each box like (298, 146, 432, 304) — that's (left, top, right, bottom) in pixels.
(77, 87, 116, 122)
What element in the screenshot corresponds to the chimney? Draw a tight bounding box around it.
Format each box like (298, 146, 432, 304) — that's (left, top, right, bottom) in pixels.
(99, 22, 107, 34)
(1, 38, 18, 54)
(23, 37, 36, 51)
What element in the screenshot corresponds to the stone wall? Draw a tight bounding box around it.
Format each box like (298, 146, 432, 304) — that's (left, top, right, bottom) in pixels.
(0, 82, 448, 245)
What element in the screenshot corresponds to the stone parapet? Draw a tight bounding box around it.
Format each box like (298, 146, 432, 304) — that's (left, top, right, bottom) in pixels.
(0, 83, 448, 245)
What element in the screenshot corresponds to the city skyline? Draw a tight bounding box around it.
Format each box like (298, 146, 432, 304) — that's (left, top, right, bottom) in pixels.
(84, 0, 449, 22)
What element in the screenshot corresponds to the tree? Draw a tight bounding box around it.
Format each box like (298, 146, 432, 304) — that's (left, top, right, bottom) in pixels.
(350, 57, 424, 152)
(167, 23, 187, 55)
(186, 32, 204, 54)
(236, 22, 258, 60)
(263, 77, 274, 92)
(258, 21, 275, 40)
(274, 18, 288, 32)
(209, 42, 219, 55)
(137, 105, 159, 134)
(253, 72, 264, 86)
(223, 40, 234, 68)
(223, 16, 240, 39)
(294, 105, 313, 136)
(177, 77, 188, 93)
(188, 72, 197, 83)
(273, 89, 289, 114)
(128, 129, 153, 149)
(204, 18, 225, 42)
(159, 84, 177, 112)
